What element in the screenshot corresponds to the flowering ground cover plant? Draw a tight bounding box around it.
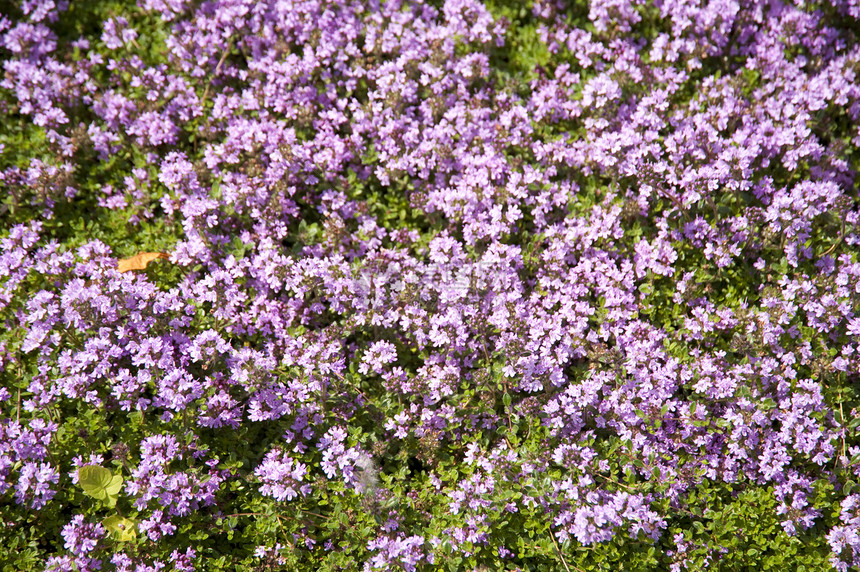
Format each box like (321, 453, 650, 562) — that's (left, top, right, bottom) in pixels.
(1, 0, 860, 570)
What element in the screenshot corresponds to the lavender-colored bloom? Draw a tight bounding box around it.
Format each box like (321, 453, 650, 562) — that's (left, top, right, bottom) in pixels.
(255, 448, 308, 502)
(62, 515, 105, 557)
(1, 0, 860, 567)
(15, 461, 58, 509)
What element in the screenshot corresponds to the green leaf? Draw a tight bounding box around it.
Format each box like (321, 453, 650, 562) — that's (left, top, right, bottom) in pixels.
(78, 466, 123, 507)
(105, 475, 123, 500)
(103, 515, 137, 542)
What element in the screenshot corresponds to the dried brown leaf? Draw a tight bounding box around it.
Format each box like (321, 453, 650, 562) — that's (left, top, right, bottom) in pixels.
(116, 252, 169, 273)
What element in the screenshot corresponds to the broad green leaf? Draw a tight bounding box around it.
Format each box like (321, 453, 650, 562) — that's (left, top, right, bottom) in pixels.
(103, 515, 137, 542)
(78, 466, 123, 507)
(105, 475, 123, 505)
(79, 466, 112, 498)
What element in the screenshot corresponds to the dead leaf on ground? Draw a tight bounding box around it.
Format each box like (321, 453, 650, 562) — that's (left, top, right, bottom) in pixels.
(117, 252, 170, 273)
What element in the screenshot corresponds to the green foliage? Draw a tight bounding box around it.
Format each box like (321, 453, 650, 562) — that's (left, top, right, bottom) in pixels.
(78, 466, 123, 508)
(103, 515, 137, 542)
(485, 0, 552, 82)
(658, 483, 833, 572)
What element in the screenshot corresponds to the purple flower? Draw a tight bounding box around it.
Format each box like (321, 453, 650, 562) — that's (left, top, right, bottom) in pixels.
(255, 448, 308, 502)
(62, 515, 105, 557)
(15, 461, 58, 509)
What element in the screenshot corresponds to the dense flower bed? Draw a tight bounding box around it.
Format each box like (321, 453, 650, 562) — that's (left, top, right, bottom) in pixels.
(1, 0, 859, 570)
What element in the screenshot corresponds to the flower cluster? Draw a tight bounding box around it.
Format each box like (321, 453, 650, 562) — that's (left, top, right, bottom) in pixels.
(1, 0, 859, 569)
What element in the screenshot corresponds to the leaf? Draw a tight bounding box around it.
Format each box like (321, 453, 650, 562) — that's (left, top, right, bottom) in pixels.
(103, 515, 137, 542)
(79, 466, 111, 497)
(116, 252, 169, 273)
(78, 466, 123, 507)
(105, 474, 123, 499)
